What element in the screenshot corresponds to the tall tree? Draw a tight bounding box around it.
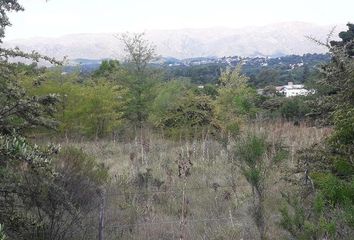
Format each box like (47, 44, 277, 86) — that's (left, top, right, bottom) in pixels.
(214, 66, 258, 137)
(330, 23, 354, 56)
(0, 0, 23, 42)
(281, 24, 354, 240)
(118, 33, 157, 127)
(0, 2, 108, 239)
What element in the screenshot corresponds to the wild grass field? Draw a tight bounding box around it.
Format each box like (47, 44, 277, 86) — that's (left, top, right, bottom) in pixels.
(1, 2, 353, 239)
(53, 121, 331, 239)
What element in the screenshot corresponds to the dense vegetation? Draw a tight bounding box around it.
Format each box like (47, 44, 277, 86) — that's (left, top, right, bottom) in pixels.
(0, 1, 353, 239)
(162, 53, 330, 87)
(67, 53, 330, 88)
(280, 24, 354, 239)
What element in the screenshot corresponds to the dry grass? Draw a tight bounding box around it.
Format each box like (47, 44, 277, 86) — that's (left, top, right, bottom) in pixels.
(60, 120, 331, 240)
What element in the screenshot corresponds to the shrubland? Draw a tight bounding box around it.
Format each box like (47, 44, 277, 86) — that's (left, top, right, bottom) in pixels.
(0, 1, 353, 239)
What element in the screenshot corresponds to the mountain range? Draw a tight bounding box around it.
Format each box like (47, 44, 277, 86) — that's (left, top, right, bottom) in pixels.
(2, 22, 345, 60)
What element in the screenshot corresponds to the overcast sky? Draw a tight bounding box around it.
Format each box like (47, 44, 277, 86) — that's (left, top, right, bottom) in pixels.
(5, 0, 354, 40)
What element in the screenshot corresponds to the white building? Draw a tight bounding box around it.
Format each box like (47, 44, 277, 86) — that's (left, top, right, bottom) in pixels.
(277, 82, 312, 97)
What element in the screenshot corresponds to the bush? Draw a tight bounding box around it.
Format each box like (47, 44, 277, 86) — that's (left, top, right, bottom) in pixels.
(150, 80, 216, 137)
(235, 133, 287, 240)
(214, 67, 259, 137)
(22, 70, 127, 138)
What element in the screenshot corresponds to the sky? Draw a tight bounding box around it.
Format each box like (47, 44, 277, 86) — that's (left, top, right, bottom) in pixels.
(4, 0, 354, 40)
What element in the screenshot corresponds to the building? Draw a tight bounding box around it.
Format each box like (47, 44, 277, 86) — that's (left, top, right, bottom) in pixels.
(257, 82, 313, 98)
(277, 82, 312, 97)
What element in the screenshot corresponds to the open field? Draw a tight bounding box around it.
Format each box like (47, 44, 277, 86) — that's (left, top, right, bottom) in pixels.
(57, 121, 331, 239)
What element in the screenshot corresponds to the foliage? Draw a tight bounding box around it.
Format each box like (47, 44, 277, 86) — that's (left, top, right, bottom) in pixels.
(0, 0, 23, 42)
(23, 69, 128, 138)
(0, 2, 60, 136)
(93, 59, 121, 78)
(0, 2, 108, 239)
(234, 133, 287, 240)
(0, 224, 5, 240)
(280, 24, 354, 239)
(214, 66, 258, 136)
(164, 54, 330, 87)
(279, 96, 310, 121)
(194, 83, 219, 99)
(330, 23, 354, 57)
(280, 192, 337, 240)
(0, 133, 56, 239)
(0, 68, 59, 134)
(54, 147, 109, 209)
(151, 68, 264, 139)
(260, 94, 313, 122)
(254, 68, 280, 87)
(2, 1, 353, 239)
(120, 33, 156, 75)
(165, 63, 222, 84)
(150, 80, 216, 137)
(0, 134, 108, 239)
(116, 33, 158, 126)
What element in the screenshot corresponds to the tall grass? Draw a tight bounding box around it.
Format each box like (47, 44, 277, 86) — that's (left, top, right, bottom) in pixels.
(57, 120, 331, 239)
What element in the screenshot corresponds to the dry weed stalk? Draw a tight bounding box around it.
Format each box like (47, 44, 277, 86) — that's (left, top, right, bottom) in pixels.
(176, 148, 193, 240)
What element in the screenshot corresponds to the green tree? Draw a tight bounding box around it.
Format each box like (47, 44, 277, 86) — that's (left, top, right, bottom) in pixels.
(0, 0, 23, 42)
(214, 66, 258, 137)
(93, 59, 122, 78)
(330, 23, 354, 56)
(118, 33, 158, 127)
(150, 80, 215, 137)
(0, 2, 109, 239)
(281, 24, 354, 239)
(255, 68, 280, 87)
(24, 70, 128, 138)
(234, 134, 287, 240)
(280, 97, 310, 121)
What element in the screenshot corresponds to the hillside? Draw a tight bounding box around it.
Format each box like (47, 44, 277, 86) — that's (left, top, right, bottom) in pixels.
(63, 53, 330, 87)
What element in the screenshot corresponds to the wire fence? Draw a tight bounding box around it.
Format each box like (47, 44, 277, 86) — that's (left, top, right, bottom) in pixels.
(104, 184, 236, 197)
(87, 182, 249, 240)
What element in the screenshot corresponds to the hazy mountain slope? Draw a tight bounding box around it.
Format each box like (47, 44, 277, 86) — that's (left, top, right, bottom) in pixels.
(3, 22, 344, 60)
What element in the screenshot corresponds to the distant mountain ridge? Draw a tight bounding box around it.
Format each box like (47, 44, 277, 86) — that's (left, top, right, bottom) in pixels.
(3, 22, 345, 60)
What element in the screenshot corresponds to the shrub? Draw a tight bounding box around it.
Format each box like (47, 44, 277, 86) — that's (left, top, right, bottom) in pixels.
(23, 70, 127, 138)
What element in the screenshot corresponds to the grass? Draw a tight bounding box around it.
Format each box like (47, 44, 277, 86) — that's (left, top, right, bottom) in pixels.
(56, 120, 331, 239)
